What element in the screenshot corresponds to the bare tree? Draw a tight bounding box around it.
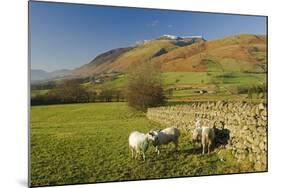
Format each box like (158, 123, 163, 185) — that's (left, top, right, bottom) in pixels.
(126, 62, 166, 111)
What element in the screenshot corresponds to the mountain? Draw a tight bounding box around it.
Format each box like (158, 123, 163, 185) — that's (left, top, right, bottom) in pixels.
(71, 47, 133, 77)
(31, 69, 71, 82)
(31, 69, 50, 81)
(49, 69, 71, 78)
(70, 34, 266, 78)
(151, 34, 267, 72)
(71, 35, 206, 77)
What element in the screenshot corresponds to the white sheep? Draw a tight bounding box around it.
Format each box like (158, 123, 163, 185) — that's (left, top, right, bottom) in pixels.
(192, 126, 215, 154)
(192, 127, 202, 149)
(128, 131, 154, 161)
(195, 118, 203, 128)
(201, 127, 215, 154)
(149, 127, 180, 155)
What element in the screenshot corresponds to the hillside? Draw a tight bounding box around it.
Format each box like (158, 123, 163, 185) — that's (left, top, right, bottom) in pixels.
(70, 34, 267, 78)
(31, 69, 50, 81)
(70, 35, 206, 77)
(152, 34, 267, 72)
(71, 47, 133, 77)
(31, 69, 71, 83)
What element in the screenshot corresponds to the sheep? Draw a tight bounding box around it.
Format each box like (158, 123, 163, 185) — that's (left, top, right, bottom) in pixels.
(192, 126, 215, 154)
(201, 127, 215, 154)
(128, 131, 154, 161)
(149, 127, 180, 155)
(195, 118, 203, 128)
(192, 127, 202, 150)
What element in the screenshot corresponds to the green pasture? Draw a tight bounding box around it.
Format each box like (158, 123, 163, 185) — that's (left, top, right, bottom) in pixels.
(31, 71, 266, 104)
(31, 102, 254, 186)
(31, 89, 49, 97)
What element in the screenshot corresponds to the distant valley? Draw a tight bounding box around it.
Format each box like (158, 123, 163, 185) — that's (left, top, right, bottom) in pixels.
(31, 69, 71, 83)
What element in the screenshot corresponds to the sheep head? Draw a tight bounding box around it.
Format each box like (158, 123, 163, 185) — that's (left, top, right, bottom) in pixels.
(192, 127, 202, 143)
(147, 130, 160, 147)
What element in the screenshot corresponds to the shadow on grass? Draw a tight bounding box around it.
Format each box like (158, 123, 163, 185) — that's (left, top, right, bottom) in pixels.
(184, 147, 203, 155)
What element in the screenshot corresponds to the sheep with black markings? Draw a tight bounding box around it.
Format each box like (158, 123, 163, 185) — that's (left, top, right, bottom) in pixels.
(129, 131, 155, 161)
(149, 127, 180, 155)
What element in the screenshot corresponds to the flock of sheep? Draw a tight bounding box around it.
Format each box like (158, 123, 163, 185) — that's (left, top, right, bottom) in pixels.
(128, 119, 215, 161)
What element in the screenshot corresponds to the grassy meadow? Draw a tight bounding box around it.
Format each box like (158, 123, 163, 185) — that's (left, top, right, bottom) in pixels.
(32, 71, 267, 104)
(78, 71, 266, 103)
(31, 102, 254, 186)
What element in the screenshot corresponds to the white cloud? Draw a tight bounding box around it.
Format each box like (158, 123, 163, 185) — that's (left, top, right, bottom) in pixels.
(148, 20, 159, 27)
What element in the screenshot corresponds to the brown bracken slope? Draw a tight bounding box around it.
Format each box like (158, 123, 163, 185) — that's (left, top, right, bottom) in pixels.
(71, 34, 267, 78)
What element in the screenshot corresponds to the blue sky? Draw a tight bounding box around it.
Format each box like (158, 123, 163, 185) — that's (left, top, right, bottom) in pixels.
(30, 1, 267, 72)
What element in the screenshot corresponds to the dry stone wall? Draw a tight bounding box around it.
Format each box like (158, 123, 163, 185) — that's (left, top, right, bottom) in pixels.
(146, 101, 267, 171)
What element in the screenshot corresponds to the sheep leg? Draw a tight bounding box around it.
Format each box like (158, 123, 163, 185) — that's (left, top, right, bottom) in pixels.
(202, 143, 205, 154)
(174, 140, 179, 151)
(208, 141, 212, 154)
(192, 141, 196, 153)
(131, 148, 134, 159)
(142, 152, 146, 161)
(156, 146, 160, 155)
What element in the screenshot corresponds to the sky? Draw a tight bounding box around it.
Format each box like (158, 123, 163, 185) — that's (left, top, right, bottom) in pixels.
(30, 1, 267, 72)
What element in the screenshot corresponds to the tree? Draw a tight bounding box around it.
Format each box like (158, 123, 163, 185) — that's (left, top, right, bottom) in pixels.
(47, 79, 89, 103)
(126, 62, 166, 111)
(99, 88, 115, 102)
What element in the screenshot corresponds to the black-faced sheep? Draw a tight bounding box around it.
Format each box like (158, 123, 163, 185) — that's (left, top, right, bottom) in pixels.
(149, 127, 180, 155)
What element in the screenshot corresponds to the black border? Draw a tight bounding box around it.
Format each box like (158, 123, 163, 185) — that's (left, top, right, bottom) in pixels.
(28, 1, 269, 187)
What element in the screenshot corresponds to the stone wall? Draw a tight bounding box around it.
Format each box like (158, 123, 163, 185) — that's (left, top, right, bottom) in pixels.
(146, 101, 267, 171)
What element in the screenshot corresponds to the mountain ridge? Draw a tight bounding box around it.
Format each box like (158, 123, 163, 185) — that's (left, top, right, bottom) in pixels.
(70, 33, 266, 78)
(31, 69, 71, 83)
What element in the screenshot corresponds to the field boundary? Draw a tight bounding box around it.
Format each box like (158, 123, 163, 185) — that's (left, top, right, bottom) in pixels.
(147, 101, 267, 171)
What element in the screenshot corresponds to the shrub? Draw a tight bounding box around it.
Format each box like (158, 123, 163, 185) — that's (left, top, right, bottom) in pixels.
(126, 62, 166, 111)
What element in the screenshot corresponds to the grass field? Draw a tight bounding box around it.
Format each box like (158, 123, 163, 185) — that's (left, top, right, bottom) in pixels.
(80, 72, 266, 89)
(31, 89, 49, 97)
(31, 71, 266, 104)
(31, 102, 255, 186)
(162, 72, 266, 86)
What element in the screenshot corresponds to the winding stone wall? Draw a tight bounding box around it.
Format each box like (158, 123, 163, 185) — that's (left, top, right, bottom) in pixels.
(146, 101, 267, 171)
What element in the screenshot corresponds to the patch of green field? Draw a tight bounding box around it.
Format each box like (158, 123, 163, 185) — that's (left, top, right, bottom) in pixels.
(31, 89, 49, 97)
(67, 72, 267, 96)
(32, 71, 266, 104)
(172, 89, 199, 97)
(163, 72, 266, 86)
(163, 72, 266, 103)
(162, 72, 211, 86)
(31, 103, 255, 186)
(102, 74, 127, 89)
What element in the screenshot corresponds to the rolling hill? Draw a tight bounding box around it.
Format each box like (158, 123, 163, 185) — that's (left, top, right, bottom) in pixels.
(31, 69, 71, 83)
(70, 34, 267, 78)
(71, 35, 206, 77)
